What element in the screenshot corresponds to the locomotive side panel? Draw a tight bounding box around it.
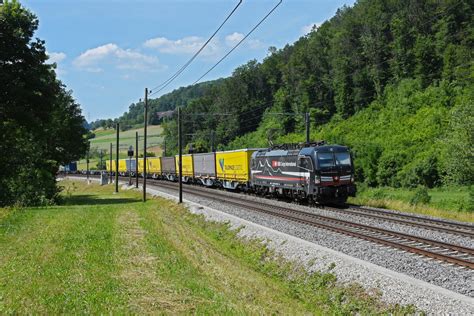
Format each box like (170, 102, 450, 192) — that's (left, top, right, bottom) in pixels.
(251, 154, 306, 189)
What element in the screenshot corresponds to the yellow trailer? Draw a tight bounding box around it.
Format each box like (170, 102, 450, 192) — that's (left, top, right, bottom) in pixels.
(175, 154, 194, 180)
(106, 160, 116, 173)
(215, 149, 259, 189)
(118, 159, 127, 173)
(148, 157, 162, 174)
(138, 158, 145, 174)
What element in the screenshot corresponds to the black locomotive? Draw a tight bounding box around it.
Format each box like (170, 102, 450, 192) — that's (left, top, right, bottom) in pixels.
(250, 141, 356, 203)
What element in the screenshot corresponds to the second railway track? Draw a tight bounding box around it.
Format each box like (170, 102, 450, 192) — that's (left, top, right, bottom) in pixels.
(66, 174, 474, 269)
(143, 178, 474, 270)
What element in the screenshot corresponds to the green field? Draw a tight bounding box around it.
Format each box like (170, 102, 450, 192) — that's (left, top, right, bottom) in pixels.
(78, 125, 163, 170)
(89, 125, 163, 154)
(0, 180, 415, 314)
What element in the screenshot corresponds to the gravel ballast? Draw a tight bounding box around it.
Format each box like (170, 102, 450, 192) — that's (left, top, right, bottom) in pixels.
(146, 187, 474, 315)
(65, 177, 474, 313)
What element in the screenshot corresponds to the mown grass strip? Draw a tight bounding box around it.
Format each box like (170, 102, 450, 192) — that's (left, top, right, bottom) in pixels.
(0, 180, 417, 314)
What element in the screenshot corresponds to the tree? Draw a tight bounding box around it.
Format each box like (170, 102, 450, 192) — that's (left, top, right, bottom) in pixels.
(0, 0, 87, 206)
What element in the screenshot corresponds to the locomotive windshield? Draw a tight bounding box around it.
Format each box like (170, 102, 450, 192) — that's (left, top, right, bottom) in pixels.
(335, 152, 351, 166)
(317, 151, 352, 169)
(317, 153, 335, 168)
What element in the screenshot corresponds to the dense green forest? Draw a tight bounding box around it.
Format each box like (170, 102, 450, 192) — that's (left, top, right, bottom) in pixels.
(108, 0, 473, 190)
(0, 1, 88, 206)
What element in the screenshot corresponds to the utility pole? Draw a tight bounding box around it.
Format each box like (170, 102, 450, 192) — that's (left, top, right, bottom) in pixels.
(143, 88, 148, 202)
(305, 112, 310, 144)
(109, 143, 112, 183)
(178, 107, 183, 203)
(115, 123, 119, 193)
(135, 131, 139, 188)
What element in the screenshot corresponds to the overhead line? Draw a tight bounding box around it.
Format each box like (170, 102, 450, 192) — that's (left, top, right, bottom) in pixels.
(149, 0, 243, 97)
(192, 0, 283, 85)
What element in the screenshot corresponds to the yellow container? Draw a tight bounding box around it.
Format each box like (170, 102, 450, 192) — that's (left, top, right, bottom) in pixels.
(118, 159, 127, 173)
(106, 160, 115, 172)
(148, 157, 162, 174)
(215, 149, 257, 182)
(137, 158, 145, 173)
(175, 154, 194, 177)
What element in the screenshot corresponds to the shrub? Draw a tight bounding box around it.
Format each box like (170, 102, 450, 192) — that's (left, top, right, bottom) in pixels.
(468, 186, 474, 212)
(410, 186, 431, 205)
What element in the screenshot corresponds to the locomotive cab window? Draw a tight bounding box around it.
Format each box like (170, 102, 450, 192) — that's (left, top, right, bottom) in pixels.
(317, 152, 334, 169)
(335, 152, 351, 166)
(298, 156, 313, 171)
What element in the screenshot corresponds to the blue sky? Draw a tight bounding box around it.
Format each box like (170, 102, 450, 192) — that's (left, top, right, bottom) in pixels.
(23, 0, 355, 121)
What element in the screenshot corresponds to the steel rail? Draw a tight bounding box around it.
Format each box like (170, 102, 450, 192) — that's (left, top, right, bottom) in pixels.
(143, 179, 474, 269)
(348, 203, 474, 230)
(325, 205, 474, 238)
(64, 174, 474, 269)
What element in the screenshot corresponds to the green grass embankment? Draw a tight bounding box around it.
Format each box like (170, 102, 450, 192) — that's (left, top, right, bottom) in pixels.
(0, 180, 416, 314)
(349, 185, 473, 222)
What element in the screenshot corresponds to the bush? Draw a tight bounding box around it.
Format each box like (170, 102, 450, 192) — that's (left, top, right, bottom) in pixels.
(469, 186, 474, 212)
(410, 186, 431, 205)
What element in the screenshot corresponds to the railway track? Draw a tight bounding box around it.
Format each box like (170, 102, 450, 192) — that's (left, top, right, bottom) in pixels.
(144, 179, 474, 270)
(324, 205, 474, 238)
(64, 174, 474, 269)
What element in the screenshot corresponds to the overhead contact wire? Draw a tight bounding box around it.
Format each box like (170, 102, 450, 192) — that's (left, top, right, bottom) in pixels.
(149, 0, 243, 96)
(192, 0, 283, 85)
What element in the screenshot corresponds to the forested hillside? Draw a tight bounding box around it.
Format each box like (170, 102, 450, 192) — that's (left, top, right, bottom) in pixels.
(90, 79, 222, 130)
(167, 0, 473, 189)
(110, 0, 473, 189)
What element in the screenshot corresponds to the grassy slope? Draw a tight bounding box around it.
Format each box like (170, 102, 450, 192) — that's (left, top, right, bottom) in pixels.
(349, 186, 473, 222)
(0, 181, 415, 314)
(78, 125, 163, 170)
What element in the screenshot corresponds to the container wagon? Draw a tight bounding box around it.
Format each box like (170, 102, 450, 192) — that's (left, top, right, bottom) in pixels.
(193, 152, 217, 186)
(148, 157, 162, 178)
(215, 149, 260, 190)
(175, 154, 194, 183)
(161, 156, 176, 181)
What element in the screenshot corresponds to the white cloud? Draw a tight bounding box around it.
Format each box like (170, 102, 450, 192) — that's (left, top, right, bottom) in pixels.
(301, 22, 322, 34)
(225, 32, 244, 46)
(73, 43, 162, 72)
(144, 33, 263, 58)
(225, 32, 263, 49)
(47, 51, 67, 64)
(144, 36, 219, 56)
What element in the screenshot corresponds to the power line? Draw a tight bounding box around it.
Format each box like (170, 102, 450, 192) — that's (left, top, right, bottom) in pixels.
(192, 0, 283, 85)
(149, 0, 243, 97)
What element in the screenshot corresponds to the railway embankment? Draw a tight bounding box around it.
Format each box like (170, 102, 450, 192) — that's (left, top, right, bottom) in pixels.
(1, 179, 419, 314)
(66, 176, 474, 314)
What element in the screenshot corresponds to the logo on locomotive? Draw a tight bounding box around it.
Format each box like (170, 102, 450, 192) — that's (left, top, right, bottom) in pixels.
(271, 160, 297, 168)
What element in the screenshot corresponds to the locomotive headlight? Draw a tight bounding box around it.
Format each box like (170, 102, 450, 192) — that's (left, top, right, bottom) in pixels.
(315, 176, 321, 184)
(350, 175, 355, 183)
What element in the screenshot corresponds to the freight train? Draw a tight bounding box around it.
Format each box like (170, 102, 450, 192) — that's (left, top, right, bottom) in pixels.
(99, 141, 356, 203)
